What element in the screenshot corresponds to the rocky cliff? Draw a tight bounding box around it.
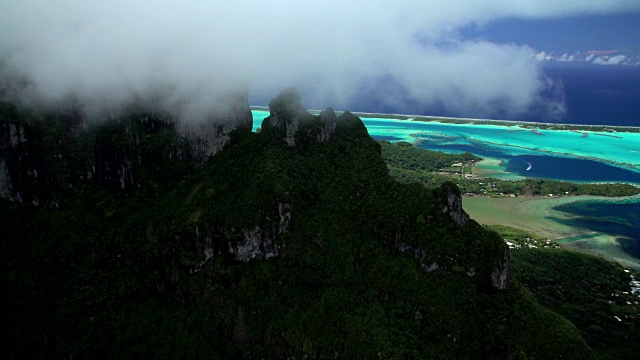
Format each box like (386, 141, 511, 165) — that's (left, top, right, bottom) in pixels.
(261, 88, 342, 146)
(0, 93, 253, 205)
(185, 89, 511, 291)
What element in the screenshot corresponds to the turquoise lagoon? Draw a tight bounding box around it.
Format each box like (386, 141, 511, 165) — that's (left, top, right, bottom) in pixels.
(253, 110, 640, 180)
(252, 110, 640, 266)
(253, 110, 640, 177)
(361, 117, 640, 181)
(252, 110, 640, 182)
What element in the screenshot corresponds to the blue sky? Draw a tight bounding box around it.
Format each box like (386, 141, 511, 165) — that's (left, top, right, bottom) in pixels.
(464, 13, 640, 53)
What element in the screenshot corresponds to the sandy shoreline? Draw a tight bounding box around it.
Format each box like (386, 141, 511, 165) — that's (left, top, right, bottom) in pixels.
(472, 158, 526, 180)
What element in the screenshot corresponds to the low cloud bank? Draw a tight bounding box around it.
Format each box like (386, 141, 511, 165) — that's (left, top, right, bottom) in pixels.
(1, 1, 638, 121)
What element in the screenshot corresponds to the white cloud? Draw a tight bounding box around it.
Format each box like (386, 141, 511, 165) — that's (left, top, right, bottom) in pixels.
(534, 51, 547, 61)
(593, 55, 627, 65)
(1, 0, 638, 120)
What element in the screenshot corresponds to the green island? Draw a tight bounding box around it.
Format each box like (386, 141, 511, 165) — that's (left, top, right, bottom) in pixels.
(3, 93, 639, 359)
(381, 141, 640, 198)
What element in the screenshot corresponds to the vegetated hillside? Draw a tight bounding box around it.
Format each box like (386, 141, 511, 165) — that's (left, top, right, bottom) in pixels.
(2, 90, 593, 359)
(511, 249, 640, 360)
(380, 141, 480, 172)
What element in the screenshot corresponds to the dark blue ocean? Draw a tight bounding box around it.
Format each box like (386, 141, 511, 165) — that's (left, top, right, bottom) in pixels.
(251, 64, 640, 127)
(539, 64, 640, 126)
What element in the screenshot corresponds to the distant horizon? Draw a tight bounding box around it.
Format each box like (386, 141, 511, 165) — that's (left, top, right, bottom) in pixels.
(250, 63, 640, 128)
(249, 106, 640, 130)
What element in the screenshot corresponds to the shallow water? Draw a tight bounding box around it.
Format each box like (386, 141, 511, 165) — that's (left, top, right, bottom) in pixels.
(552, 198, 640, 260)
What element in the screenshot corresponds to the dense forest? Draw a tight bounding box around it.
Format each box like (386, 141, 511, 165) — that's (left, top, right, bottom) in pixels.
(2, 91, 636, 358)
(511, 249, 640, 360)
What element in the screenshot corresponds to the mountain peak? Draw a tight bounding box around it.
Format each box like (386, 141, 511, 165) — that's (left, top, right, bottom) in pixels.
(261, 89, 356, 146)
(268, 88, 308, 119)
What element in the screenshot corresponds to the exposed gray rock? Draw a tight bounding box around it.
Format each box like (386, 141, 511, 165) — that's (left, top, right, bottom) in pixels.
(314, 108, 338, 142)
(0, 159, 10, 199)
(441, 184, 470, 226)
(284, 117, 299, 146)
(261, 88, 308, 146)
(278, 202, 292, 234)
(425, 262, 440, 272)
(491, 249, 510, 290)
(0, 91, 253, 204)
(229, 226, 280, 262)
(397, 242, 427, 261)
(179, 96, 253, 162)
(8, 123, 26, 148)
(261, 89, 342, 146)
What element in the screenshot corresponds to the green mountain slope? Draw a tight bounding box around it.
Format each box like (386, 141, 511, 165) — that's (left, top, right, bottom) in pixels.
(2, 90, 593, 359)
(511, 249, 640, 360)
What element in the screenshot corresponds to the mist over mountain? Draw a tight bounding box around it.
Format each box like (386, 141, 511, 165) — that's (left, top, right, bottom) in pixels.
(3, 1, 639, 123)
(2, 88, 601, 358)
(2, 1, 640, 358)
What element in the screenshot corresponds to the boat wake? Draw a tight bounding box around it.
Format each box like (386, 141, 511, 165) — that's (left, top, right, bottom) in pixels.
(525, 161, 532, 171)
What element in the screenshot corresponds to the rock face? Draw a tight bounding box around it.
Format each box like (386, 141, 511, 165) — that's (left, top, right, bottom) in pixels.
(0, 122, 27, 201)
(440, 181, 470, 226)
(191, 200, 292, 268)
(491, 249, 511, 290)
(261, 88, 308, 146)
(0, 119, 64, 205)
(179, 93, 253, 163)
(261, 88, 341, 146)
(229, 226, 281, 261)
(0, 92, 253, 204)
(394, 181, 510, 290)
(314, 108, 339, 142)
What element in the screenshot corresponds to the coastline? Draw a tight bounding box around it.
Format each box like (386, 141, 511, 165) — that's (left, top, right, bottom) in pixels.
(448, 137, 640, 172)
(463, 194, 640, 270)
(472, 158, 526, 180)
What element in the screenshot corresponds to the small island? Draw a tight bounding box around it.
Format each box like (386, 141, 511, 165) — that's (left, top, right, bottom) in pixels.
(380, 141, 640, 198)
